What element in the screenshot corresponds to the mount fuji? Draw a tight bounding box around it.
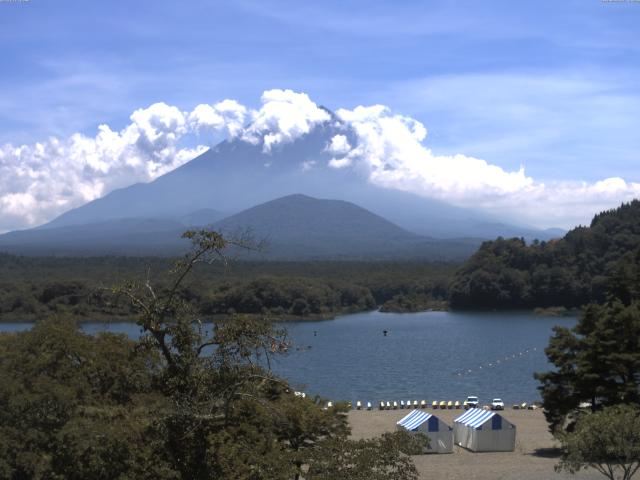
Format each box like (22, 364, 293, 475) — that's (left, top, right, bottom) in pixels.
(0, 110, 561, 258)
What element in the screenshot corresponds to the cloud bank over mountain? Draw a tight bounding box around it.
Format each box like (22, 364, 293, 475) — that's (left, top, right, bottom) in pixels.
(1, 89, 638, 232)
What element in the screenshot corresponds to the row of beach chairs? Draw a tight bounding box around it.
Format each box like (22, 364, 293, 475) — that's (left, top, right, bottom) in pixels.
(375, 400, 463, 410)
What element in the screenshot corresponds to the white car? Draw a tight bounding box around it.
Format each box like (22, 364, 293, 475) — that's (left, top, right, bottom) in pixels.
(465, 395, 479, 409)
(491, 398, 505, 410)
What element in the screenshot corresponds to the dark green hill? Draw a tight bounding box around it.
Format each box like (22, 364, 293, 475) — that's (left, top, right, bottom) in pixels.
(449, 200, 640, 309)
(0, 194, 480, 260)
(211, 194, 479, 260)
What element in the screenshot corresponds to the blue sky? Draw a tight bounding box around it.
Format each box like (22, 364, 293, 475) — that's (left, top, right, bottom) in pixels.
(0, 0, 639, 230)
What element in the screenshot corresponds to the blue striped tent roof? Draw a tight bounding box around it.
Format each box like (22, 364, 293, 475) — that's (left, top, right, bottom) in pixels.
(454, 408, 497, 429)
(396, 410, 433, 431)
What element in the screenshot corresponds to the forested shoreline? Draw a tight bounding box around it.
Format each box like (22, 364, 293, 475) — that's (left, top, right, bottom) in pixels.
(0, 255, 455, 322)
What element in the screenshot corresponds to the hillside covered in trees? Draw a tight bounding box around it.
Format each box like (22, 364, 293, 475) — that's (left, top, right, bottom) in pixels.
(449, 200, 640, 310)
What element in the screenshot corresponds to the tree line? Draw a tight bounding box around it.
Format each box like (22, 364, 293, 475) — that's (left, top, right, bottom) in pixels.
(0, 255, 455, 322)
(449, 200, 640, 310)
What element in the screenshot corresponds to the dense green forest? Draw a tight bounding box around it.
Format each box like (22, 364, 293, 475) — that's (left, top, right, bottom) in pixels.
(0, 255, 455, 322)
(449, 200, 640, 310)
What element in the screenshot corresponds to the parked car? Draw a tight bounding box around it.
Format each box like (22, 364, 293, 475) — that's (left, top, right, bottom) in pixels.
(491, 398, 505, 410)
(465, 395, 479, 409)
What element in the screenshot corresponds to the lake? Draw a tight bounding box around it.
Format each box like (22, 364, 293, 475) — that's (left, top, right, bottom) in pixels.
(0, 310, 575, 406)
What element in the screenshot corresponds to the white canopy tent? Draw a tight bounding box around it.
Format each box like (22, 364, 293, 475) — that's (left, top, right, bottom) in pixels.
(396, 409, 453, 454)
(454, 408, 516, 452)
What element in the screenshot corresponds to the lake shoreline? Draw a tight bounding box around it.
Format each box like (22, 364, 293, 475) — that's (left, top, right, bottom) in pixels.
(0, 310, 577, 402)
(0, 304, 580, 324)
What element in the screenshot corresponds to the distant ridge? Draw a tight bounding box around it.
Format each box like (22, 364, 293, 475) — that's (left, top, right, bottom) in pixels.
(0, 194, 481, 259)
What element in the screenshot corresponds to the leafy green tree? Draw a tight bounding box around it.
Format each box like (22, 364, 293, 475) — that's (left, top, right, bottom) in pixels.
(556, 405, 640, 480)
(0, 317, 169, 479)
(306, 431, 424, 480)
(536, 299, 640, 432)
(0, 230, 424, 479)
(112, 229, 421, 479)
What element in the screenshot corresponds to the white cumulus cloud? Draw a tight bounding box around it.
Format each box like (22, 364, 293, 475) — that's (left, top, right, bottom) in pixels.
(188, 99, 247, 138)
(0, 102, 206, 231)
(241, 89, 331, 152)
(0, 89, 638, 233)
(332, 104, 639, 228)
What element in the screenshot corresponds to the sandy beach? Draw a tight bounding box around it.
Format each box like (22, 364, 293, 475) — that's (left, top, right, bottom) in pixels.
(348, 408, 602, 480)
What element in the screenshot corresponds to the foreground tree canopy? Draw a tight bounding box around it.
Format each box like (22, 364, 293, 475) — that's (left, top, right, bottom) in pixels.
(0, 230, 422, 480)
(556, 405, 640, 480)
(535, 240, 640, 432)
(535, 299, 640, 432)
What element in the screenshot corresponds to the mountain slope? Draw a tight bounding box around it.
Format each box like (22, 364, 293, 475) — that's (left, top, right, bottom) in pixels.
(211, 194, 476, 259)
(37, 119, 559, 241)
(0, 194, 481, 259)
(0, 218, 188, 256)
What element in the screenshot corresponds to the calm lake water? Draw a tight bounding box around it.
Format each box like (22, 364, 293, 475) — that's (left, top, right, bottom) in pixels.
(0, 310, 575, 406)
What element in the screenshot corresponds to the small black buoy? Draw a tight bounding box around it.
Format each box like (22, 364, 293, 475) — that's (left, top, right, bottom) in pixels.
(383, 330, 388, 336)
(313, 331, 317, 336)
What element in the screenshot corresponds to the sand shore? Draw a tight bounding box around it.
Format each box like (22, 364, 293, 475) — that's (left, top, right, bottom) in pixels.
(348, 408, 602, 479)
